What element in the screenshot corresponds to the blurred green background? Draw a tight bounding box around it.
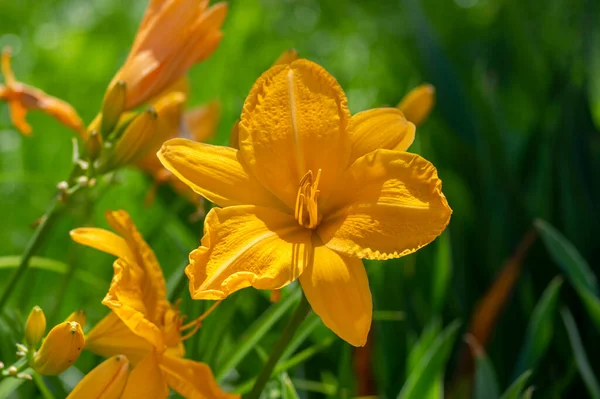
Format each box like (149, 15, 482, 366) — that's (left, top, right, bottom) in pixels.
(1, 0, 600, 397)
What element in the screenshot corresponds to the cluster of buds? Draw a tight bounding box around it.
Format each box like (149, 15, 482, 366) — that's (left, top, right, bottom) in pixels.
(5, 306, 86, 377)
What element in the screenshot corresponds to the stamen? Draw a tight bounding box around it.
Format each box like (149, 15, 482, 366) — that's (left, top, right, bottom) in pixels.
(294, 169, 322, 229)
(179, 301, 221, 341)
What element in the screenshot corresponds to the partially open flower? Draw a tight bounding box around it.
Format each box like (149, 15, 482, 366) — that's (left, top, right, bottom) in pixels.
(33, 321, 85, 375)
(0, 48, 84, 136)
(66, 355, 130, 399)
(24, 306, 46, 348)
(105, 0, 228, 112)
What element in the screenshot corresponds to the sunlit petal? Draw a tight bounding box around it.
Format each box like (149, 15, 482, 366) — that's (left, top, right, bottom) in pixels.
(187, 205, 313, 300)
(319, 149, 452, 260)
(238, 59, 351, 207)
(348, 107, 415, 162)
(159, 138, 285, 209)
(66, 355, 130, 399)
(299, 240, 372, 347)
(70, 227, 133, 260)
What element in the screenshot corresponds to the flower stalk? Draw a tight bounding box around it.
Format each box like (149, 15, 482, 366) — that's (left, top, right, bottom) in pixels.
(246, 293, 310, 399)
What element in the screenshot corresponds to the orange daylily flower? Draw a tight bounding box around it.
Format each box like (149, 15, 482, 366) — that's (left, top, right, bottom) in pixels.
(107, 0, 228, 111)
(0, 48, 84, 136)
(397, 83, 435, 126)
(70, 210, 237, 399)
(158, 59, 452, 347)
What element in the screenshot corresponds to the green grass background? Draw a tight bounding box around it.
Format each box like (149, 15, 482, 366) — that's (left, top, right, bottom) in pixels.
(1, 0, 600, 397)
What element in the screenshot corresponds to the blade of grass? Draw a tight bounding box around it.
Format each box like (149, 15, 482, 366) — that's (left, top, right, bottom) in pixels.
(561, 307, 600, 399)
(466, 335, 500, 399)
(397, 320, 461, 399)
(513, 276, 563, 378)
(500, 370, 532, 399)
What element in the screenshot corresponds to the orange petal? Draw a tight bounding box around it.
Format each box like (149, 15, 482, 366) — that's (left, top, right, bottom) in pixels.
(66, 355, 130, 399)
(397, 84, 435, 126)
(85, 312, 153, 366)
(187, 205, 313, 300)
(159, 138, 285, 209)
(238, 59, 351, 208)
(1, 47, 15, 86)
(299, 240, 372, 347)
(70, 227, 134, 260)
(8, 99, 31, 135)
(160, 354, 240, 399)
(348, 107, 415, 163)
(121, 353, 169, 399)
(319, 149, 452, 260)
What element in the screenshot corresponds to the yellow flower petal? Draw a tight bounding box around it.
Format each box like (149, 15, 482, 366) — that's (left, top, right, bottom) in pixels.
(33, 321, 85, 375)
(8, 99, 31, 135)
(319, 149, 452, 260)
(85, 312, 153, 365)
(121, 353, 169, 399)
(102, 258, 165, 351)
(348, 107, 415, 163)
(238, 59, 351, 208)
(66, 355, 130, 399)
(160, 354, 240, 399)
(397, 83, 435, 126)
(184, 101, 220, 143)
(299, 241, 372, 347)
(25, 306, 46, 348)
(187, 205, 313, 300)
(104, 210, 169, 323)
(70, 227, 134, 260)
(229, 119, 240, 149)
(159, 138, 285, 209)
(64, 309, 86, 329)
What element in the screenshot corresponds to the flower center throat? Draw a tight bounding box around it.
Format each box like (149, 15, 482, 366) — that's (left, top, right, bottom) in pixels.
(294, 169, 322, 229)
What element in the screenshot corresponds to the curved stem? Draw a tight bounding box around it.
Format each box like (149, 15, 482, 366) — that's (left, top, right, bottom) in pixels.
(246, 293, 310, 399)
(0, 195, 60, 315)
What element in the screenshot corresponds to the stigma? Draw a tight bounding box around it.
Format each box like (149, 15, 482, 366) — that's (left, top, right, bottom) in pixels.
(294, 169, 322, 229)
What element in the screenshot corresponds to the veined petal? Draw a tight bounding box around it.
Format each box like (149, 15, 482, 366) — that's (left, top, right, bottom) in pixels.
(319, 149, 452, 260)
(299, 241, 372, 347)
(85, 312, 153, 365)
(187, 206, 313, 300)
(158, 138, 285, 209)
(161, 354, 239, 399)
(122, 353, 169, 399)
(238, 59, 351, 208)
(66, 355, 130, 399)
(348, 107, 415, 163)
(397, 84, 435, 126)
(70, 227, 133, 260)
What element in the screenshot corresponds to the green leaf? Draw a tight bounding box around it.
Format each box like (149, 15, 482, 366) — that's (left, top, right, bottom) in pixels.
(432, 230, 452, 313)
(473, 351, 500, 399)
(0, 256, 105, 292)
(500, 370, 532, 399)
(535, 220, 600, 331)
(561, 308, 600, 399)
(534, 219, 598, 294)
(513, 276, 563, 378)
(397, 320, 461, 399)
(281, 372, 301, 399)
(216, 288, 301, 382)
(406, 318, 441, 376)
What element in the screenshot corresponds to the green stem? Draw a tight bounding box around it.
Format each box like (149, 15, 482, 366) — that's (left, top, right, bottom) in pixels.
(0, 195, 60, 315)
(246, 293, 310, 399)
(32, 372, 55, 399)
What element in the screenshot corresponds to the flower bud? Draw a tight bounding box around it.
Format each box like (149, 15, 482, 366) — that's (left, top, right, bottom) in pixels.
(25, 306, 46, 348)
(65, 310, 86, 329)
(66, 355, 130, 399)
(33, 321, 84, 375)
(397, 84, 435, 127)
(101, 80, 127, 137)
(273, 48, 299, 66)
